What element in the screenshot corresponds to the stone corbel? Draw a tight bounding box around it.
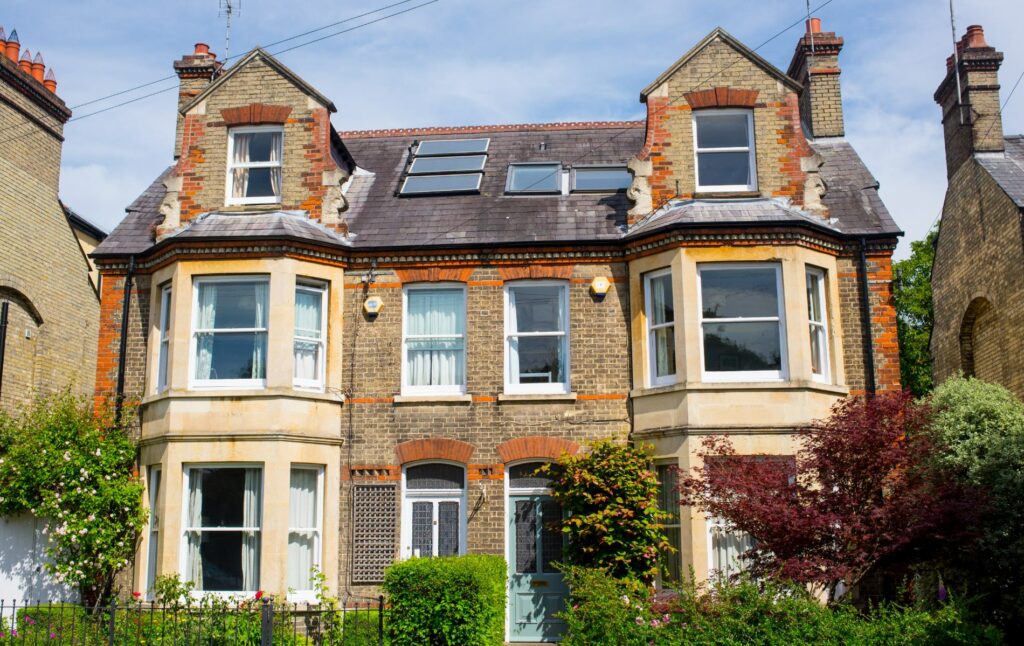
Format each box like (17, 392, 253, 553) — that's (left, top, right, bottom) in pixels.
(627, 157, 654, 219)
(800, 152, 828, 216)
(321, 167, 350, 226)
(154, 174, 184, 240)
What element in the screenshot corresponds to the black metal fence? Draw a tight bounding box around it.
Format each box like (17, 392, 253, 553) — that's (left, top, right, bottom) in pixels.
(0, 596, 384, 645)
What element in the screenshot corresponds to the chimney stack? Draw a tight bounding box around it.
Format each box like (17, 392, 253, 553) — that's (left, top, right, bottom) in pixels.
(173, 43, 221, 159)
(934, 25, 1005, 178)
(787, 17, 845, 139)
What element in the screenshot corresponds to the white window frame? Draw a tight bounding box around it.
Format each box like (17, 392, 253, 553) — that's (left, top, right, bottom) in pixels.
(287, 465, 324, 602)
(644, 269, 677, 387)
(503, 281, 571, 395)
(188, 275, 269, 391)
(157, 284, 172, 393)
(400, 462, 467, 560)
(692, 109, 758, 193)
(179, 463, 264, 597)
(225, 125, 283, 206)
(806, 267, 831, 384)
(145, 465, 162, 599)
(401, 283, 467, 396)
(697, 263, 788, 382)
(293, 281, 328, 391)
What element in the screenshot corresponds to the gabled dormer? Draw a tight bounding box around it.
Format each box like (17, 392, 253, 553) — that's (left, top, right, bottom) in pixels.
(157, 45, 352, 239)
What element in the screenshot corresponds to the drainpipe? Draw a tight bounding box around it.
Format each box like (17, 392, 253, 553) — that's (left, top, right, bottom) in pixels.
(857, 238, 877, 396)
(114, 256, 136, 426)
(0, 301, 8, 400)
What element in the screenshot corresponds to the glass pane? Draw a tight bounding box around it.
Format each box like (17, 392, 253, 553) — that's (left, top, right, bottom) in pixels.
(196, 530, 247, 591)
(695, 113, 749, 148)
(573, 167, 632, 191)
(703, 321, 782, 372)
(416, 138, 489, 156)
(515, 500, 537, 573)
(540, 500, 563, 573)
(656, 465, 680, 522)
(438, 501, 460, 556)
(197, 281, 268, 329)
(648, 273, 674, 325)
(810, 325, 825, 375)
(195, 331, 267, 380)
(711, 526, 755, 577)
(662, 526, 683, 585)
(407, 348, 465, 387)
(509, 463, 551, 489)
(402, 174, 481, 194)
(700, 268, 779, 319)
(653, 327, 676, 379)
(407, 464, 465, 490)
(407, 289, 464, 336)
(511, 336, 565, 384)
(246, 132, 281, 163)
(295, 290, 323, 338)
(288, 532, 315, 590)
(806, 274, 823, 323)
(697, 152, 750, 187)
(294, 340, 321, 382)
(244, 168, 279, 198)
(508, 164, 560, 192)
(411, 501, 433, 557)
(510, 286, 563, 333)
(196, 468, 246, 527)
(410, 155, 487, 174)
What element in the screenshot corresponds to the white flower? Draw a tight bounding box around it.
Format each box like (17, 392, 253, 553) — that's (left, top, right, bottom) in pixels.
(95, 449, 101, 457)
(621, 595, 630, 606)
(63, 452, 71, 461)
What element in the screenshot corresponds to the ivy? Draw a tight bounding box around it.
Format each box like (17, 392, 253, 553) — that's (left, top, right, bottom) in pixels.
(0, 392, 146, 602)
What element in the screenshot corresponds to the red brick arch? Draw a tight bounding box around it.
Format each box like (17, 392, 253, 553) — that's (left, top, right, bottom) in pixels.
(497, 437, 580, 464)
(395, 438, 475, 465)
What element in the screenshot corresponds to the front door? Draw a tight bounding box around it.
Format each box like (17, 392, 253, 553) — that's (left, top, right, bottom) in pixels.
(508, 495, 567, 642)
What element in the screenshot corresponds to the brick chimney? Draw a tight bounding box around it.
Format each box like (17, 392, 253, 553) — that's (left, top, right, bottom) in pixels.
(787, 17, 845, 138)
(173, 43, 220, 159)
(934, 25, 1005, 178)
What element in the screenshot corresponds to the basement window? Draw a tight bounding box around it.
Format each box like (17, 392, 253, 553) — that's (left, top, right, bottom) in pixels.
(399, 138, 489, 196)
(693, 110, 757, 192)
(227, 126, 283, 205)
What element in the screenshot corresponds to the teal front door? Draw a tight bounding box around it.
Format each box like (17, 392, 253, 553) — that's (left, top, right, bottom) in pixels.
(508, 495, 568, 642)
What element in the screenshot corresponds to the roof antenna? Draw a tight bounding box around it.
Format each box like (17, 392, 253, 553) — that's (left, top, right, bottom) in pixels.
(949, 0, 966, 125)
(805, 0, 815, 68)
(219, 0, 240, 63)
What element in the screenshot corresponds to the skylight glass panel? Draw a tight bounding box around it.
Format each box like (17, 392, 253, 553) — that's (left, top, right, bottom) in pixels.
(416, 138, 490, 156)
(401, 174, 482, 195)
(572, 167, 633, 192)
(506, 163, 561, 193)
(409, 155, 487, 174)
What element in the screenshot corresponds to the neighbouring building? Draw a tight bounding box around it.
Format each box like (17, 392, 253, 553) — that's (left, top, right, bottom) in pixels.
(0, 24, 105, 602)
(92, 19, 899, 641)
(931, 25, 1024, 400)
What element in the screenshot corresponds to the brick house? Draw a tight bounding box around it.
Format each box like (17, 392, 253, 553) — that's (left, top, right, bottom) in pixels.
(0, 25, 105, 602)
(931, 26, 1024, 399)
(92, 19, 899, 641)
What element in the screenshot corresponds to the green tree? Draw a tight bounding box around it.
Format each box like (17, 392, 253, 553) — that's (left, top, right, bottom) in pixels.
(540, 441, 670, 582)
(0, 393, 146, 604)
(893, 227, 938, 396)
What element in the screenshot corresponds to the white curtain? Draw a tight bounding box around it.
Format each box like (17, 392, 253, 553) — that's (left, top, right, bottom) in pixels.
(287, 469, 318, 590)
(194, 284, 218, 380)
(232, 133, 252, 198)
(711, 524, 755, 578)
(294, 290, 322, 382)
(242, 469, 262, 591)
(407, 290, 464, 387)
(268, 132, 282, 197)
(186, 470, 203, 589)
(251, 283, 268, 379)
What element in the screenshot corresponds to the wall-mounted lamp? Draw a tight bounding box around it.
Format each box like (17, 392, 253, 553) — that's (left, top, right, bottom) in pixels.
(590, 276, 611, 299)
(363, 295, 384, 317)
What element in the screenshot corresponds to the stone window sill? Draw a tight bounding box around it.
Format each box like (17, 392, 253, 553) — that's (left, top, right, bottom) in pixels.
(629, 380, 848, 399)
(497, 393, 578, 403)
(393, 394, 473, 405)
(141, 387, 344, 405)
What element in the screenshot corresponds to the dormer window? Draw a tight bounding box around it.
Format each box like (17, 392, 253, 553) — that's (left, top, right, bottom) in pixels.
(692, 110, 757, 192)
(227, 126, 283, 205)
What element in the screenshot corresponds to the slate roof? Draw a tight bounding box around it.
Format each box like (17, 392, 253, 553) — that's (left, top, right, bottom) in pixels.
(810, 139, 902, 236)
(978, 135, 1024, 208)
(93, 167, 172, 256)
(627, 198, 841, 238)
(168, 210, 351, 247)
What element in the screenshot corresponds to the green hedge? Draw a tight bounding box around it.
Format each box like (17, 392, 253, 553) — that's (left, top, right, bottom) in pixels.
(383, 554, 506, 646)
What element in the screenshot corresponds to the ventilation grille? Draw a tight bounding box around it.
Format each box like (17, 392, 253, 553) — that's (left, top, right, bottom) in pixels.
(352, 484, 397, 583)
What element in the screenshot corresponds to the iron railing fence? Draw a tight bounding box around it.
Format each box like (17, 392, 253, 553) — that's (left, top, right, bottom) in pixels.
(0, 595, 384, 645)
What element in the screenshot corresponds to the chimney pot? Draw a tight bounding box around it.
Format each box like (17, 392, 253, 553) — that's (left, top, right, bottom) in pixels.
(806, 17, 821, 34)
(19, 48, 33, 74)
(31, 52, 45, 82)
(965, 25, 987, 49)
(0, 26, 6, 43)
(194, 42, 210, 56)
(5, 28, 19, 62)
(43, 67, 57, 93)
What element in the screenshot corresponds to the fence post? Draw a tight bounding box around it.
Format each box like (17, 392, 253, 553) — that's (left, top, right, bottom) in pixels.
(107, 598, 117, 646)
(378, 595, 385, 646)
(260, 598, 273, 646)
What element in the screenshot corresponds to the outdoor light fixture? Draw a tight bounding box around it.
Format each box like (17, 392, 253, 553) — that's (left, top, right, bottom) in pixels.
(590, 276, 611, 298)
(363, 295, 384, 317)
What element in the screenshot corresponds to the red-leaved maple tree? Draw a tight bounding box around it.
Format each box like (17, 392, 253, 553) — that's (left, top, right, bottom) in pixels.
(678, 392, 978, 598)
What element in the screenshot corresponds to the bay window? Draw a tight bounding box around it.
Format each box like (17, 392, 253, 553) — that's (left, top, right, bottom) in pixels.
(505, 282, 570, 394)
(806, 267, 830, 382)
(183, 466, 263, 593)
(698, 264, 786, 381)
(191, 277, 268, 388)
(402, 286, 467, 395)
(645, 269, 676, 386)
(157, 284, 172, 392)
(294, 282, 327, 389)
(227, 126, 283, 205)
(288, 466, 323, 596)
(401, 463, 466, 559)
(693, 110, 757, 192)
(708, 517, 755, 580)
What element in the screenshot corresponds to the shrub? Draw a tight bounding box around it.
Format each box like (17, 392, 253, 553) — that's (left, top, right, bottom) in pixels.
(384, 554, 505, 645)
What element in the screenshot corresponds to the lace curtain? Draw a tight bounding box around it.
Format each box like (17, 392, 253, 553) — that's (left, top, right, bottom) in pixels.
(287, 469, 318, 590)
(406, 290, 464, 387)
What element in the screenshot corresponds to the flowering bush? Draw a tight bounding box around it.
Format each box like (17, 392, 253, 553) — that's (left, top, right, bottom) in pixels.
(0, 393, 146, 602)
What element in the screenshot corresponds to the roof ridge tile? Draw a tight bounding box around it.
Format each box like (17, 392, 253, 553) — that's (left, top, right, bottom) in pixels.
(339, 120, 645, 139)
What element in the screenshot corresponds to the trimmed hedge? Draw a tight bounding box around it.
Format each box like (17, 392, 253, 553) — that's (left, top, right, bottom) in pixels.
(384, 554, 506, 646)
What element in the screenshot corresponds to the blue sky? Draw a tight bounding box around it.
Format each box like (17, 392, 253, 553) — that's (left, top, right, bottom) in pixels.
(4, 0, 1022, 258)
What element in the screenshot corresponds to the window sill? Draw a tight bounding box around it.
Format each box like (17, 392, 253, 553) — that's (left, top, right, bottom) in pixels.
(218, 204, 282, 212)
(141, 387, 344, 405)
(394, 394, 473, 405)
(498, 392, 578, 403)
(692, 191, 761, 199)
(630, 380, 847, 399)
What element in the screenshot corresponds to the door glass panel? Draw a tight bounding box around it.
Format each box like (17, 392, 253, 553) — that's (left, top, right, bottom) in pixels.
(411, 501, 433, 557)
(540, 500, 563, 573)
(438, 501, 460, 556)
(515, 500, 537, 573)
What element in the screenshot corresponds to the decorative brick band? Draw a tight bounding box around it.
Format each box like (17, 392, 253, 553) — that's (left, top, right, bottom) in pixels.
(684, 87, 760, 109)
(497, 436, 580, 464)
(395, 438, 475, 465)
(497, 264, 574, 281)
(221, 103, 293, 126)
(394, 267, 475, 284)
